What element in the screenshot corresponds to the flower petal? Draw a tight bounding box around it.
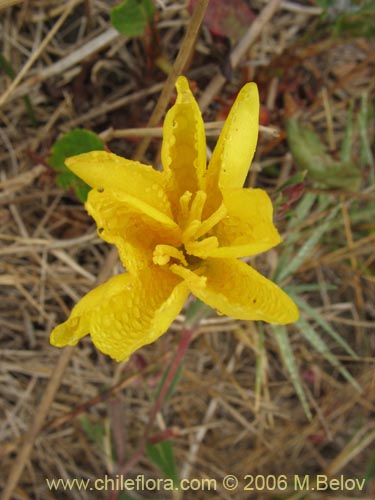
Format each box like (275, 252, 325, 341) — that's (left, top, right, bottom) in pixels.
(86, 190, 181, 273)
(161, 76, 206, 205)
(180, 258, 299, 324)
(50, 273, 131, 348)
(51, 268, 190, 361)
(208, 188, 281, 258)
(207, 82, 259, 192)
(66, 151, 176, 227)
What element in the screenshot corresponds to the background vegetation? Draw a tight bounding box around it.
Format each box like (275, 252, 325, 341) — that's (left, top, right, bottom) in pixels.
(1, 0, 374, 498)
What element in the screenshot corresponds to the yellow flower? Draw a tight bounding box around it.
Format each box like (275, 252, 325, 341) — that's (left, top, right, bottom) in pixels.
(50, 77, 299, 361)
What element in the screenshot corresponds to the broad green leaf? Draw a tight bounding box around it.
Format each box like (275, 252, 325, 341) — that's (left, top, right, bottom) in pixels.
(296, 317, 362, 392)
(111, 0, 155, 37)
(146, 440, 179, 484)
(48, 129, 105, 202)
(286, 117, 361, 189)
(272, 325, 312, 420)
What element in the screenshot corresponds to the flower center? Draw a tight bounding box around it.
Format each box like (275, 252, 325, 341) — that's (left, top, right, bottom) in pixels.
(152, 190, 226, 268)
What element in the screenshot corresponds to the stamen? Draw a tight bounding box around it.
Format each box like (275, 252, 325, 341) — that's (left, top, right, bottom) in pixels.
(182, 219, 201, 244)
(189, 190, 207, 223)
(181, 190, 207, 243)
(185, 236, 219, 258)
(170, 263, 207, 288)
(194, 203, 227, 239)
(153, 244, 187, 266)
(179, 191, 192, 221)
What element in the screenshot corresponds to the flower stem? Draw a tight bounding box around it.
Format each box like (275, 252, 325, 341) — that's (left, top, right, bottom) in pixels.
(108, 326, 194, 500)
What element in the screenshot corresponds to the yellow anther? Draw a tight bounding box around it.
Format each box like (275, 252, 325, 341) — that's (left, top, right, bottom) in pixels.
(194, 203, 227, 239)
(170, 263, 207, 288)
(182, 219, 201, 244)
(179, 191, 192, 221)
(185, 236, 219, 258)
(153, 244, 187, 266)
(189, 190, 207, 223)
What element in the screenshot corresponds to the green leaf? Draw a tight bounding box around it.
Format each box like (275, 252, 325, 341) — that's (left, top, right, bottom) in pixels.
(79, 416, 105, 448)
(340, 101, 354, 163)
(255, 324, 265, 406)
(118, 494, 153, 500)
(272, 325, 312, 420)
(291, 294, 357, 358)
(274, 171, 306, 194)
(286, 117, 361, 189)
(296, 317, 362, 392)
(317, 0, 375, 38)
(359, 93, 375, 173)
(364, 451, 375, 482)
(111, 0, 155, 37)
(0, 53, 14, 78)
(153, 364, 183, 403)
(48, 129, 105, 202)
(146, 440, 179, 485)
(185, 298, 212, 328)
(287, 192, 317, 232)
(274, 205, 340, 283)
(287, 284, 337, 293)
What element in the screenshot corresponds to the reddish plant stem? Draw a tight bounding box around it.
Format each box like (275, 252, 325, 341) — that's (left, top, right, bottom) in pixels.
(108, 326, 194, 500)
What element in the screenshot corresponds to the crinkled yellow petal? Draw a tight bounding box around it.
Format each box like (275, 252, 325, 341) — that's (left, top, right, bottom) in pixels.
(161, 76, 206, 206)
(182, 258, 299, 324)
(66, 151, 176, 227)
(50, 273, 131, 348)
(51, 268, 190, 362)
(206, 83, 259, 193)
(208, 188, 281, 258)
(86, 189, 181, 273)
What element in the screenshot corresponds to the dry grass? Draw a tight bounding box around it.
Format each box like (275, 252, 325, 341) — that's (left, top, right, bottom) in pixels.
(1, 1, 375, 499)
